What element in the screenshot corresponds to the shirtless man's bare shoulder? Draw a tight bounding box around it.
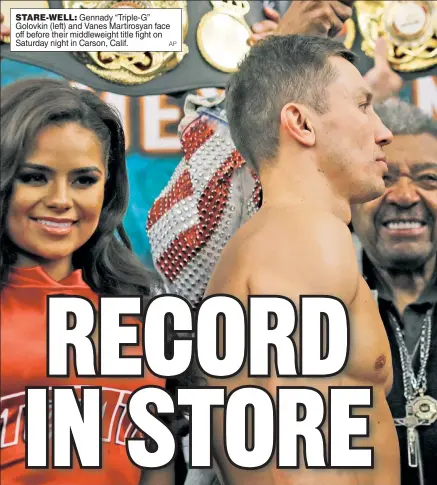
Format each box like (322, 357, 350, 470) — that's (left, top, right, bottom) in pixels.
(208, 208, 356, 299)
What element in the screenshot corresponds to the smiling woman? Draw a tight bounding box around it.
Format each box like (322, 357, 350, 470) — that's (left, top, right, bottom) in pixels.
(0, 78, 174, 485)
(6, 122, 107, 280)
(0, 78, 162, 295)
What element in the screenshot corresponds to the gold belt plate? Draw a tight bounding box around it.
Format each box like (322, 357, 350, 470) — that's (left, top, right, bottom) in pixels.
(355, 0, 437, 72)
(64, 0, 189, 85)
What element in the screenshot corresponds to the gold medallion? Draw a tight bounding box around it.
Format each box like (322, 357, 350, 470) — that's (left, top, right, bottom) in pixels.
(1, 1, 50, 44)
(197, 1, 251, 73)
(355, 1, 437, 72)
(63, 0, 189, 85)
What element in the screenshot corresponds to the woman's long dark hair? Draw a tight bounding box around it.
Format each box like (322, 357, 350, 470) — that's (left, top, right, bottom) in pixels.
(0, 78, 163, 297)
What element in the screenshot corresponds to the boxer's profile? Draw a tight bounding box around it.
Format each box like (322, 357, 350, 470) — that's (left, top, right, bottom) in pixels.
(204, 35, 400, 485)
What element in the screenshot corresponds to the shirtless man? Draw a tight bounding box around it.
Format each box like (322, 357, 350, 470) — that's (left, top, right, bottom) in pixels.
(204, 35, 400, 485)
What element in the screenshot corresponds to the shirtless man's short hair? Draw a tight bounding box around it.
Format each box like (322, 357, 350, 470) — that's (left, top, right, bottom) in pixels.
(204, 35, 400, 485)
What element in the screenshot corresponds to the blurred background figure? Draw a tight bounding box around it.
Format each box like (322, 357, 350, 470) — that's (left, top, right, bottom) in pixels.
(0, 13, 10, 41)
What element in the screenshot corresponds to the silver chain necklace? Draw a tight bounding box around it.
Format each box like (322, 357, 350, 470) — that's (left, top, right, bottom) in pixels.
(389, 309, 437, 471)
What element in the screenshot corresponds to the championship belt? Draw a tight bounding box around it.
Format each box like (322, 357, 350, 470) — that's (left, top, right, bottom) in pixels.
(353, 1, 437, 80)
(0, 0, 271, 96)
(66, 0, 190, 87)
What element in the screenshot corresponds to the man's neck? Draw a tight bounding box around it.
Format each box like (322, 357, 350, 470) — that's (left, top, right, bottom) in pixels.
(259, 152, 351, 224)
(374, 255, 436, 315)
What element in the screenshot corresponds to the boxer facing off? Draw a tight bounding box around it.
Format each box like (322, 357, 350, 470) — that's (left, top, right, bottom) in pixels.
(203, 35, 400, 485)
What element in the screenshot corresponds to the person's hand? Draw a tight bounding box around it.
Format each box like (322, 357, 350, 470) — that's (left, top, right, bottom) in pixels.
(276, 1, 355, 38)
(364, 37, 403, 103)
(1, 12, 10, 42)
(248, 5, 280, 46)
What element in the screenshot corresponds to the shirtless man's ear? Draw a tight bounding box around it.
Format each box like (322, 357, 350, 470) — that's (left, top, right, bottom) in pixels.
(280, 103, 316, 148)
